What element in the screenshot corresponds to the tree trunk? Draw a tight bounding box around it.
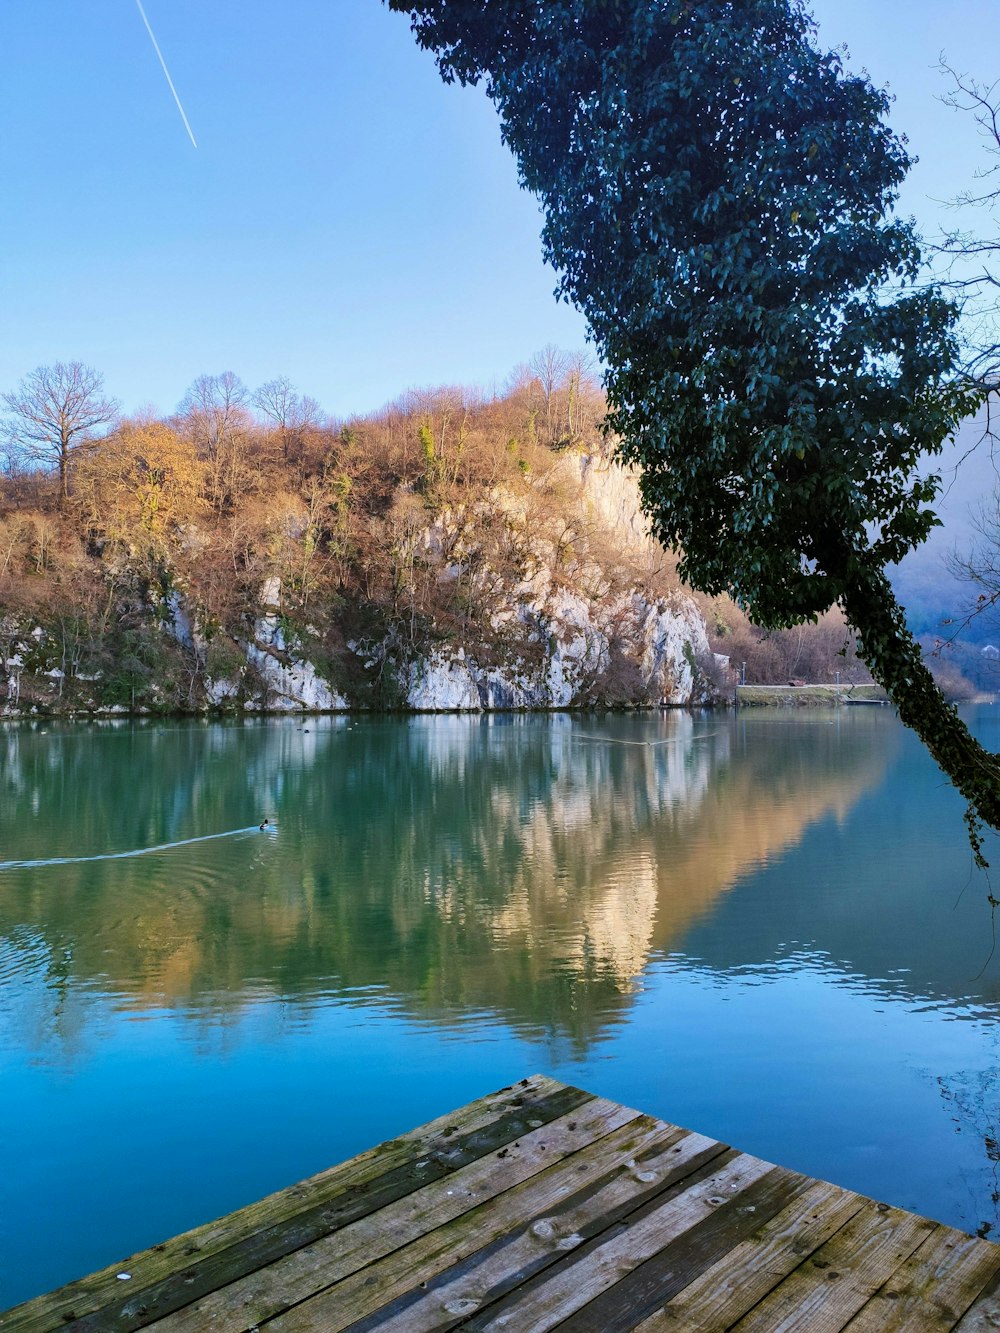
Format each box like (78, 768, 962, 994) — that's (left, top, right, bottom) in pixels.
(840, 558, 1000, 856)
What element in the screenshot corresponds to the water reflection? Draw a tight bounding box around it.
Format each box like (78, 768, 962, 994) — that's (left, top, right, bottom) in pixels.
(674, 711, 1000, 1017)
(6, 709, 1000, 1305)
(0, 712, 887, 1050)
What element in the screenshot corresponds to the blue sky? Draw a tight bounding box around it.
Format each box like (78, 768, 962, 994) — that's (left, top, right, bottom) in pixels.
(1, 0, 997, 420)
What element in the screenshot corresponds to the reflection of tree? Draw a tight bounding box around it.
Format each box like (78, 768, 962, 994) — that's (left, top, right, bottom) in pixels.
(937, 1066, 1000, 1239)
(0, 714, 884, 1056)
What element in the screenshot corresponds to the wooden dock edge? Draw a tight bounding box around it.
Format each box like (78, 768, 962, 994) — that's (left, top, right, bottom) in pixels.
(2, 1074, 999, 1332)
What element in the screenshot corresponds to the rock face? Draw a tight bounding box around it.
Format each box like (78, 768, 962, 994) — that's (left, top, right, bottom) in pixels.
(205, 577, 349, 712)
(388, 454, 714, 711)
(576, 452, 657, 552)
(243, 639, 348, 712)
(1, 452, 715, 716)
(189, 452, 712, 713)
(395, 589, 709, 711)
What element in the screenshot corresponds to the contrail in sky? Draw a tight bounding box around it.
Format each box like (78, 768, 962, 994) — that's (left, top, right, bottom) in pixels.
(134, 0, 198, 148)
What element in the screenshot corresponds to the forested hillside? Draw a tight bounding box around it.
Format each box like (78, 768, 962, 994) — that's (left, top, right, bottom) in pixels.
(1, 355, 731, 714)
(9, 351, 967, 714)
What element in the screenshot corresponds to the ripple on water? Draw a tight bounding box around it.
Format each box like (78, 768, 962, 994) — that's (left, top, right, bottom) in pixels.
(0, 832, 277, 1025)
(0, 928, 50, 990)
(0, 825, 261, 872)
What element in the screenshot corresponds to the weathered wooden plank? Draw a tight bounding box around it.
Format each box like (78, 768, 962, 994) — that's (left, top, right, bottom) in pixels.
(728, 1202, 937, 1333)
(953, 1266, 1000, 1330)
(842, 1225, 1000, 1332)
(68, 1082, 592, 1333)
(414, 1151, 780, 1333)
(630, 1180, 866, 1331)
(554, 1168, 818, 1332)
(9, 1075, 1000, 1333)
(268, 1127, 731, 1332)
(0, 1075, 584, 1333)
(146, 1095, 646, 1332)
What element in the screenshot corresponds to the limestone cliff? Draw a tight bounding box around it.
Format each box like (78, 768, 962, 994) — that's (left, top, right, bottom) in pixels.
(1, 452, 716, 715)
(353, 452, 716, 711)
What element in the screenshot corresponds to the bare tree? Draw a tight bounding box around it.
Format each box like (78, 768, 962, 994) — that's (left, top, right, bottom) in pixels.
(563, 348, 601, 441)
(2, 362, 119, 506)
(177, 372, 255, 513)
(949, 493, 1000, 634)
(938, 65, 1000, 393)
(930, 67, 1000, 641)
(252, 376, 322, 469)
(178, 371, 249, 461)
(528, 344, 571, 444)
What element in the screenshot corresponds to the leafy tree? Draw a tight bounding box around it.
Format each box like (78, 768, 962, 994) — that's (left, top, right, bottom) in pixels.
(74, 418, 207, 567)
(2, 362, 119, 507)
(390, 0, 1000, 853)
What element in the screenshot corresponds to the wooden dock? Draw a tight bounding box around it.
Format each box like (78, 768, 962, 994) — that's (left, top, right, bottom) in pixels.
(4, 1074, 1000, 1331)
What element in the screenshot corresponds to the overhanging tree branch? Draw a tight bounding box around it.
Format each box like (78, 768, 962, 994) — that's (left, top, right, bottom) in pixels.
(389, 0, 1000, 853)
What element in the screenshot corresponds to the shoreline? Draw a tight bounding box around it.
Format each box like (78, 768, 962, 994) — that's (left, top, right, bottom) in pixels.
(735, 683, 889, 708)
(0, 700, 723, 723)
(3, 686, 987, 721)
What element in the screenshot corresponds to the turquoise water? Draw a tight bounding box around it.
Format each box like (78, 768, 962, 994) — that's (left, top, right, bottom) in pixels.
(1, 707, 999, 1307)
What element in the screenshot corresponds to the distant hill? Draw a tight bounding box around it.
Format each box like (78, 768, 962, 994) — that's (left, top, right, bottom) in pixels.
(886, 411, 1000, 695)
(892, 411, 1000, 642)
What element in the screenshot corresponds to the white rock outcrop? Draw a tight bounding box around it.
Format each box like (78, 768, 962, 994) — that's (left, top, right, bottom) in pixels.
(205, 676, 240, 705)
(394, 456, 712, 711)
(186, 579, 349, 711)
(244, 644, 348, 711)
(158, 452, 713, 714)
(397, 588, 709, 711)
(406, 650, 481, 711)
(243, 592, 348, 711)
(576, 452, 657, 554)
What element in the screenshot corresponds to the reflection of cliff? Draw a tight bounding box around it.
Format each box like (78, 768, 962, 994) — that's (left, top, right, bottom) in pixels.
(676, 712, 1000, 1013)
(0, 714, 888, 1054)
(648, 747, 881, 954)
(459, 717, 886, 995)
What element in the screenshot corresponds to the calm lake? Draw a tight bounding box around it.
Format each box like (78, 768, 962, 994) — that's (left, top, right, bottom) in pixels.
(2, 706, 1000, 1307)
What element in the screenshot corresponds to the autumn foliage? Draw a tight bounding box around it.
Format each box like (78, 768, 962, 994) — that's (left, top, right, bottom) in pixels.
(1, 354, 967, 712)
(0, 358, 647, 709)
